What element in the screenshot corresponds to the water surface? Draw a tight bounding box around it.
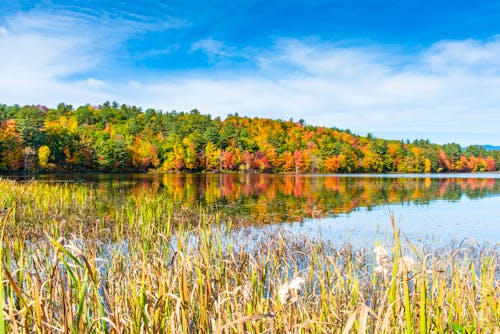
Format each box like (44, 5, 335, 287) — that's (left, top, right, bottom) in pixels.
(6, 173, 500, 245)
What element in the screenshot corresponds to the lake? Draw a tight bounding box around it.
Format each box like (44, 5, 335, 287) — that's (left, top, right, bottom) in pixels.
(7, 172, 500, 246)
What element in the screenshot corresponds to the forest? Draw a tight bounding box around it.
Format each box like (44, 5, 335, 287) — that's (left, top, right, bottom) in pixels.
(0, 102, 499, 173)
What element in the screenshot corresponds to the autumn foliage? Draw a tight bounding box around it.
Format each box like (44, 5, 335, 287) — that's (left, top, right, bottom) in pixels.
(0, 102, 498, 173)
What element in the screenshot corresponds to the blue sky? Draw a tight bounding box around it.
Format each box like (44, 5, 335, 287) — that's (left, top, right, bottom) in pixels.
(1, 0, 500, 145)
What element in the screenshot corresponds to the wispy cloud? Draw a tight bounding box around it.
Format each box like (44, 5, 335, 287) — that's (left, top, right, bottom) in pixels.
(0, 10, 100, 103)
(422, 37, 500, 74)
(1, 6, 499, 145)
(124, 38, 500, 144)
(191, 38, 233, 58)
(0, 6, 182, 104)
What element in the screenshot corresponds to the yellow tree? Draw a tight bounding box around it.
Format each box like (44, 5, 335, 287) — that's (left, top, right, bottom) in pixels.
(204, 142, 220, 171)
(38, 145, 51, 169)
(424, 158, 432, 173)
(323, 155, 341, 173)
(265, 146, 281, 171)
(161, 145, 185, 171)
(0, 120, 24, 171)
(281, 152, 295, 172)
(182, 138, 199, 170)
(411, 147, 424, 172)
(129, 136, 160, 170)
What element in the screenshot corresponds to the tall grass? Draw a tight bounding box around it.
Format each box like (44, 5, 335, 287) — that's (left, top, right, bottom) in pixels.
(0, 179, 498, 333)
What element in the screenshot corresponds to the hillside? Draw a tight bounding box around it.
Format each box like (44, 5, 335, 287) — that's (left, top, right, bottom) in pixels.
(0, 102, 499, 173)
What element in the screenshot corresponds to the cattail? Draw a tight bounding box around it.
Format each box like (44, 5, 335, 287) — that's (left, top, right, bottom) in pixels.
(374, 245, 389, 267)
(374, 265, 389, 278)
(278, 276, 305, 303)
(240, 283, 252, 303)
(289, 276, 305, 291)
(278, 282, 291, 303)
(401, 256, 417, 272)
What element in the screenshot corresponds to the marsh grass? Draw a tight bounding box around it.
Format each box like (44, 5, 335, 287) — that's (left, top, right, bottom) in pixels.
(0, 179, 498, 333)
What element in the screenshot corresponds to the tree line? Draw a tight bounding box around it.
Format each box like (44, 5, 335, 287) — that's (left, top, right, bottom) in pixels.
(0, 102, 498, 173)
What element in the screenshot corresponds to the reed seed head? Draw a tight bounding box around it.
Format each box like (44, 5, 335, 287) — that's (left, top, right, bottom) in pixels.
(401, 256, 417, 272)
(374, 245, 389, 267)
(374, 265, 389, 278)
(278, 276, 305, 303)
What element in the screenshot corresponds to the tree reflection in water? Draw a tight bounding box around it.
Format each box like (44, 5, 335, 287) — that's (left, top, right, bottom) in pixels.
(90, 174, 500, 225)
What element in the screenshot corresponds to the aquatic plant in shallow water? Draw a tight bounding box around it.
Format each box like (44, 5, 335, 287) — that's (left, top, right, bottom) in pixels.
(0, 180, 498, 333)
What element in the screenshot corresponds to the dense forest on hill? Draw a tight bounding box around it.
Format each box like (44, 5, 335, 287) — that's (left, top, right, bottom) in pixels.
(0, 102, 499, 173)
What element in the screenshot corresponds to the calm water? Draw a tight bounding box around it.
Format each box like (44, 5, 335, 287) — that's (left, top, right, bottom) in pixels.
(7, 173, 500, 245)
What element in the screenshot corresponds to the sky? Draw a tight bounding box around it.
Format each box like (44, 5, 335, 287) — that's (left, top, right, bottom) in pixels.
(1, 0, 500, 146)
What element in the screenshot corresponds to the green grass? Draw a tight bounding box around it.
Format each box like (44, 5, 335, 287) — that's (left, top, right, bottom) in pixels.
(0, 179, 498, 333)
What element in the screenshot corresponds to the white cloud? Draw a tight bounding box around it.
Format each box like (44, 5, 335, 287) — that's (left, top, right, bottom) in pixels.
(1, 8, 500, 145)
(123, 38, 500, 145)
(422, 37, 500, 74)
(75, 78, 106, 88)
(0, 7, 183, 106)
(0, 32, 99, 104)
(191, 38, 235, 60)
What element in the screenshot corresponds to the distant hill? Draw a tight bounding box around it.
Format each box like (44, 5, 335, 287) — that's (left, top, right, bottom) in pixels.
(0, 102, 499, 173)
(483, 145, 500, 151)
